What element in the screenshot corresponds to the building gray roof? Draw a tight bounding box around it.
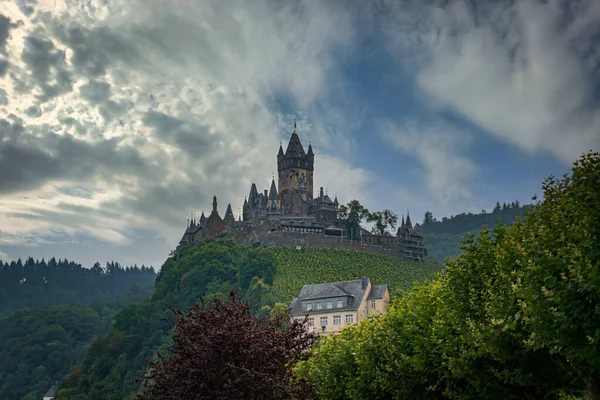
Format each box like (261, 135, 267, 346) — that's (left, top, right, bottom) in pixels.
(289, 276, 386, 316)
(367, 284, 388, 300)
(44, 382, 59, 398)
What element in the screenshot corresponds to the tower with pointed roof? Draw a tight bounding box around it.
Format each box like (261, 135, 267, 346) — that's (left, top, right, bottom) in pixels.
(277, 122, 314, 215)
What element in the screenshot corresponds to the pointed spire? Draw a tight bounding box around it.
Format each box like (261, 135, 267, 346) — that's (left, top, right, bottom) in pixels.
(225, 203, 234, 220)
(268, 178, 278, 200)
(200, 210, 206, 222)
(278, 142, 284, 158)
(284, 123, 306, 158)
(212, 195, 218, 213)
(405, 210, 413, 228)
(333, 195, 338, 205)
(401, 214, 405, 228)
(307, 141, 314, 157)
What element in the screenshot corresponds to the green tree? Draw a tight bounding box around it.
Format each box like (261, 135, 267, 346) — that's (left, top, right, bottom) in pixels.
(367, 209, 398, 235)
(337, 200, 369, 240)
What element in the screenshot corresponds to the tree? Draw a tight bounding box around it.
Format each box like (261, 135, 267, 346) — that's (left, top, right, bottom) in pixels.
(367, 209, 398, 236)
(136, 290, 317, 400)
(337, 200, 369, 240)
(298, 151, 600, 399)
(423, 211, 434, 224)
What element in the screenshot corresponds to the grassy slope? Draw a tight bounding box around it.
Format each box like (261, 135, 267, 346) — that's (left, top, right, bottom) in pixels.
(269, 246, 443, 301)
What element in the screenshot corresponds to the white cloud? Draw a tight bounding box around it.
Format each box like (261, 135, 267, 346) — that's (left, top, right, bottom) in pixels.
(384, 0, 600, 164)
(0, 0, 371, 255)
(379, 119, 477, 202)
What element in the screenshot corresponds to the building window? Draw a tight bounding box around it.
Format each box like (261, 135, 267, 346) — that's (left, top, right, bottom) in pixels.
(326, 301, 333, 309)
(306, 303, 312, 311)
(333, 315, 341, 325)
(336, 300, 343, 308)
(320, 316, 328, 327)
(345, 314, 354, 324)
(370, 300, 376, 309)
(308, 317, 314, 327)
(316, 302, 322, 310)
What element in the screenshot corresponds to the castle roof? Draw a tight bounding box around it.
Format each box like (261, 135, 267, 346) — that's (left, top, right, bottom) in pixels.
(284, 132, 306, 158)
(278, 143, 284, 157)
(268, 179, 278, 200)
(225, 203, 234, 219)
(405, 213, 413, 228)
(307, 142, 314, 156)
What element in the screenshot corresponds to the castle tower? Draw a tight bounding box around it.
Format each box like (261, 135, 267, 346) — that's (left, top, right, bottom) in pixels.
(277, 122, 314, 215)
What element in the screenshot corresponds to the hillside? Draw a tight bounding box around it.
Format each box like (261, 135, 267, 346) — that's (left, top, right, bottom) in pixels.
(419, 203, 531, 261)
(0, 257, 156, 316)
(56, 240, 442, 399)
(0, 286, 152, 400)
(270, 246, 442, 301)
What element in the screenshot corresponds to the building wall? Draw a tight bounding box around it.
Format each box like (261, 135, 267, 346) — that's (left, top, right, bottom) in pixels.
(293, 310, 359, 335)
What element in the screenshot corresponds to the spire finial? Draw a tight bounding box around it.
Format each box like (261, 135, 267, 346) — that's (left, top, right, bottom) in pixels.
(293, 119, 296, 132)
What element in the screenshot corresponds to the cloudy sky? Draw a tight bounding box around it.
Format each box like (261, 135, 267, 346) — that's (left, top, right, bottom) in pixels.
(0, 0, 598, 268)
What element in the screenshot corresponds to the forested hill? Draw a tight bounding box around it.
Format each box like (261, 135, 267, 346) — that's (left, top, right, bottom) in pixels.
(56, 240, 442, 399)
(0, 286, 152, 400)
(418, 201, 532, 261)
(0, 257, 156, 316)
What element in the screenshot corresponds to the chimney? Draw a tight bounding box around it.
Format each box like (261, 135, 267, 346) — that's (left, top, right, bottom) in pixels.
(320, 187, 324, 197)
(361, 276, 369, 289)
(264, 189, 268, 198)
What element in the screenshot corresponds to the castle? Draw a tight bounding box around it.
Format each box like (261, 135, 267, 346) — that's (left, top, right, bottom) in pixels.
(178, 123, 426, 262)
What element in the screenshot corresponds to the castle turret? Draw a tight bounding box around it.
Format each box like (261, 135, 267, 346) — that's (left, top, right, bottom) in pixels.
(212, 195, 218, 214)
(405, 212, 412, 228)
(277, 122, 314, 215)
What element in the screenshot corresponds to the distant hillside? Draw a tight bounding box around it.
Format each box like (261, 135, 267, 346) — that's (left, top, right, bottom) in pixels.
(57, 239, 442, 399)
(0, 257, 156, 316)
(418, 202, 532, 261)
(0, 286, 152, 400)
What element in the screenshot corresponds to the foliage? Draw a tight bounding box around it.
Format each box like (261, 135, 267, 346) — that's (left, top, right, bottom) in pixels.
(57, 239, 436, 399)
(418, 202, 529, 261)
(136, 290, 317, 400)
(298, 151, 600, 399)
(337, 199, 369, 240)
(0, 285, 152, 400)
(0, 257, 156, 316)
(367, 209, 398, 236)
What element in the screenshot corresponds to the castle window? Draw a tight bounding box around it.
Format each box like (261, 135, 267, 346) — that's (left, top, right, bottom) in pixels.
(333, 315, 341, 325)
(370, 300, 376, 309)
(320, 316, 328, 327)
(326, 301, 332, 309)
(345, 314, 354, 324)
(307, 317, 314, 327)
(316, 302, 322, 310)
(336, 300, 343, 308)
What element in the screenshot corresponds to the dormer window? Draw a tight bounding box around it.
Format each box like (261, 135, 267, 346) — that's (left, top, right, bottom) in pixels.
(337, 300, 343, 308)
(326, 301, 332, 309)
(316, 302, 322, 310)
(306, 303, 312, 311)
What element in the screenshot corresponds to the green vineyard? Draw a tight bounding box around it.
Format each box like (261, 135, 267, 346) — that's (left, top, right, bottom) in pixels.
(268, 246, 444, 302)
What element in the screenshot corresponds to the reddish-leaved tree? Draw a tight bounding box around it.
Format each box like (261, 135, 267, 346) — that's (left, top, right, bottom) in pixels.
(136, 290, 317, 400)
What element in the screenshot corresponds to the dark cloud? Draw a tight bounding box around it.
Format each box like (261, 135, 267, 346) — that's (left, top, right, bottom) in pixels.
(0, 88, 7, 106)
(0, 59, 7, 76)
(79, 80, 111, 105)
(50, 24, 140, 77)
(0, 15, 17, 54)
(142, 110, 214, 156)
(18, 0, 38, 17)
(24, 104, 41, 117)
(20, 35, 72, 101)
(0, 119, 152, 195)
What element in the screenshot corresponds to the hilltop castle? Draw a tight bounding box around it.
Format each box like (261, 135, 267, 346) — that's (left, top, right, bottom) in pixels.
(178, 123, 425, 262)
